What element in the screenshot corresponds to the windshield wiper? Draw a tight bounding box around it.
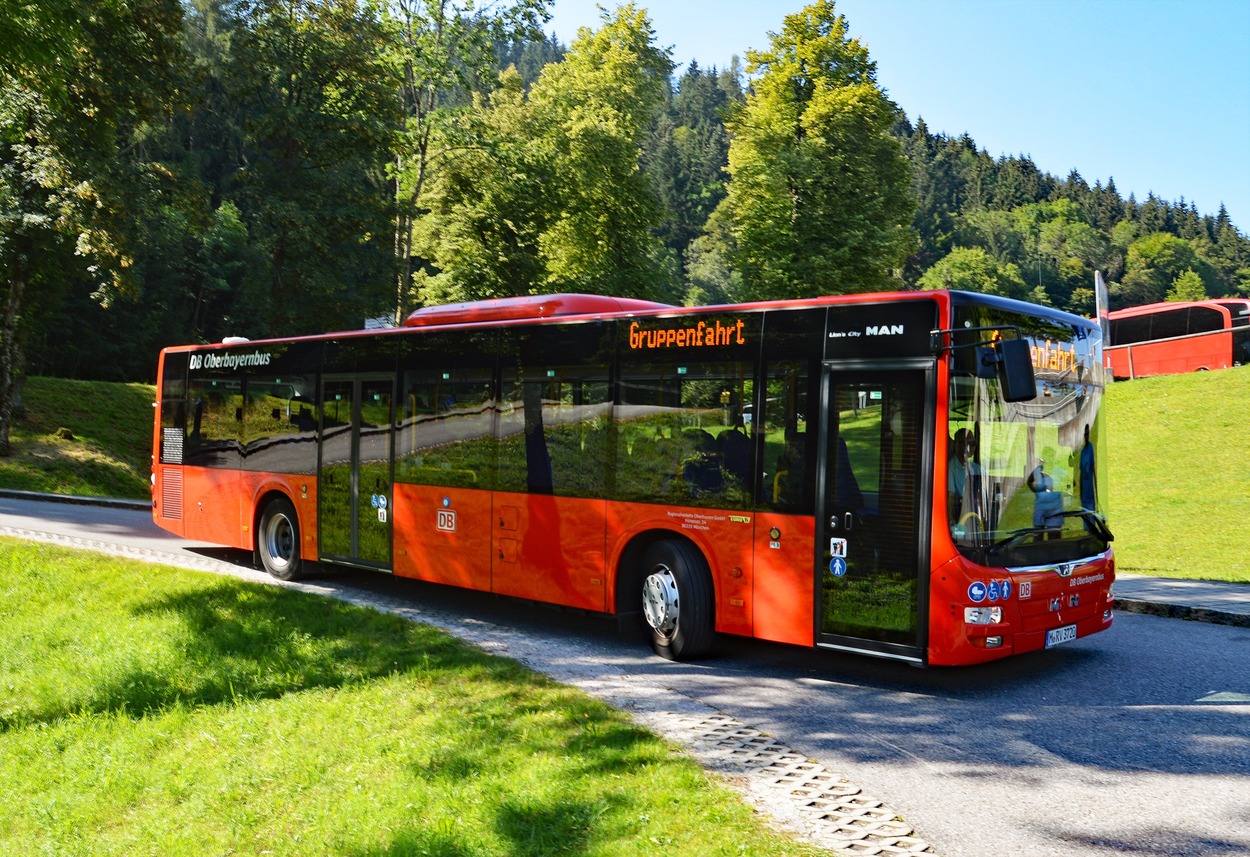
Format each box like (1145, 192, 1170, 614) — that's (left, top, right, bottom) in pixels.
(988, 512, 1115, 555)
(989, 527, 1054, 553)
(1059, 510, 1115, 543)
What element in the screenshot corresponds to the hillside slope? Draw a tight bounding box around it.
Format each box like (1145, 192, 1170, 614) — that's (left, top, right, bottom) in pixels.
(1106, 364, 1250, 581)
(0, 377, 153, 500)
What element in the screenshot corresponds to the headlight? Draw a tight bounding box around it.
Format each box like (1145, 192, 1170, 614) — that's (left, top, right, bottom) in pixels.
(964, 606, 1002, 625)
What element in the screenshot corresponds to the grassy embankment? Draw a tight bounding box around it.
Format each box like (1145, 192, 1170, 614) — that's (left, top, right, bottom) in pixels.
(2, 372, 1248, 581)
(0, 539, 827, 855)
(1106, 364, 1250, 582)
(0, 376, 153, 499)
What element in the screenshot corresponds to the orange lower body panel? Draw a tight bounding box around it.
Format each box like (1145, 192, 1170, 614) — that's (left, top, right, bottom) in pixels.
(393, 483, 492, 591)
(750, 512, 816, 647)
(492, 492, 607, 611)
(928, 552, 1115, 666)
(392, 487, 608, 610)
(154, 466, 318, 563)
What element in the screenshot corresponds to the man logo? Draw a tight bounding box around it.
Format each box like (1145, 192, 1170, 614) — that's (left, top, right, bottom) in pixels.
(865, 324, 904, 336)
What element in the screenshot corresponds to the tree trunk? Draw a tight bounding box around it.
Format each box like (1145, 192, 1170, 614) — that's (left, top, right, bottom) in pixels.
(0, 244, 31, 457)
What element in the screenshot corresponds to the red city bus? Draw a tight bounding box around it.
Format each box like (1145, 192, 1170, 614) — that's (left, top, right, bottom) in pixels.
(1107, 299, 1250, 379)
(152, 290, 1114, 666)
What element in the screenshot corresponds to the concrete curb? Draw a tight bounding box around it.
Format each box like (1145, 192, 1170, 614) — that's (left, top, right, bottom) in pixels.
(1114, 597, 1250, 629)
(0, 488, 150, 512)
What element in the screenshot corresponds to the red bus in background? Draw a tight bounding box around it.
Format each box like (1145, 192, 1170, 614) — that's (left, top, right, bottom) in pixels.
(152, 290, 1114, 667)
(1107, 299, 1250, 379)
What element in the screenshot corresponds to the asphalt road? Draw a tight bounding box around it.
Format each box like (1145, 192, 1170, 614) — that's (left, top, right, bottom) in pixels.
(2, 497, 1248, 857)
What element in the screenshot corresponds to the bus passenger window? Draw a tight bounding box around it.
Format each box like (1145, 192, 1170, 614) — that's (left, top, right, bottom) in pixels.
(761, 362, 813, 513)
(395, 370, 495, 489)
(497, 370, 611, 498)
(184, 376, 244, 468)
(615, 362, 754, 508)
(241, 375, 317, 474)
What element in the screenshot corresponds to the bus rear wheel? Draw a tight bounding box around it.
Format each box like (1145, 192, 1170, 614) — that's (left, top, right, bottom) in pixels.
(641, 540, 714, 661)
(258, 497, 304, 581)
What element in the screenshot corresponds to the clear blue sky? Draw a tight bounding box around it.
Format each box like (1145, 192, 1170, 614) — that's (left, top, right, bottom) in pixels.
(545, 0, 1250, 233)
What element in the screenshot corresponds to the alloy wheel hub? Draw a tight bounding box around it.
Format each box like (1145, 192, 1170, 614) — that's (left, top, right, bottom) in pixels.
(642, 566, 680, 634)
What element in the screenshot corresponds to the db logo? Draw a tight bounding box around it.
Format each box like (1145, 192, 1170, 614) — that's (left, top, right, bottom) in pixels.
(436, 509, 457, 532)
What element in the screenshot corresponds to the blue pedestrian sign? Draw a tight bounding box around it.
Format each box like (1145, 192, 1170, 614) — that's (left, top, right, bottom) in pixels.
(829, 557, 848, 578)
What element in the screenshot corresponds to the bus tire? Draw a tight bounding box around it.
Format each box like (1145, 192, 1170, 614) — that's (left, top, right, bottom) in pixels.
(258, 497, 304, 581)
(640, 539, 714, 661)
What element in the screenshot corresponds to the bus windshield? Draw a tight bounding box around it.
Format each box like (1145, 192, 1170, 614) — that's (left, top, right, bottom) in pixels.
(947, 302, 1111, 567)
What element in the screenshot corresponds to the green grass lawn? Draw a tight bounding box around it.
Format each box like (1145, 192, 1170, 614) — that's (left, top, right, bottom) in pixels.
(0, 538, 827, 857)
(0, 376, 153, 499)
(1105, 364, 1250, 582)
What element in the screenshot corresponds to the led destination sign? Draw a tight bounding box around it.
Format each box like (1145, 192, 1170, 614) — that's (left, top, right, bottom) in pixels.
(628, 318, 747, 351)
(1031, 339, 1078, 375)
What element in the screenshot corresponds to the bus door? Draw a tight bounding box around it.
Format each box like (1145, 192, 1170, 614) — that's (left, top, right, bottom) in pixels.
(817, 367, 930, 663)
(318, 374, 395, 569)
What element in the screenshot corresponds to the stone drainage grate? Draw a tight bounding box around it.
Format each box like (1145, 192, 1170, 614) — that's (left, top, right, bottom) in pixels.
(644, 713, 936, 856)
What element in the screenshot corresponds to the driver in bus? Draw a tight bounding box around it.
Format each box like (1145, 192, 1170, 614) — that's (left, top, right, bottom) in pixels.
(948, 428, 980, 525)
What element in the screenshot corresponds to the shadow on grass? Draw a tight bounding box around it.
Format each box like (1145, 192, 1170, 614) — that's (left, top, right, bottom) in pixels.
(346, 795, 632, 857)
(5, 577, 543, 729)
(349, 833, 474, 857)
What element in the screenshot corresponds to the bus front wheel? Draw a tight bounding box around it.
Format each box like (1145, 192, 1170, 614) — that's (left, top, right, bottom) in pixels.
(640, 540, 714, 661)
(258, 498, 304, 581)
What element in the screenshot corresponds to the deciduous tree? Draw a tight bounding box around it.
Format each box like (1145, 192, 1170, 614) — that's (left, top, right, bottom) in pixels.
(416, 4, 676, 303)
(917, 246, 1029, 300)
(1115, 232, 1210, 307)
(720, 0, 915, 300)
(228, 0, 400, 335)
(0, 0, 184, 454)
(385, 0, 549, 318)
(1166, 268, 1207, 302)
(528, 3, 675, 299)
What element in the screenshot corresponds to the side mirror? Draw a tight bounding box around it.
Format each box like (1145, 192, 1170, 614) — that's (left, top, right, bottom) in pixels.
(993, 339, 1036, 402)
(940, 324, 1037, 402)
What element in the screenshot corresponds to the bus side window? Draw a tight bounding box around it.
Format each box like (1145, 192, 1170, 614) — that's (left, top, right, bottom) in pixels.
(241, 375, 316, 474)
(159, 354, 189, 465)
(614, 362, 753, 507)
(762, 362, 813, 513)
(543, 375, 611, 499)
(395, 370, 495, 489)
(184, 375, 244, 467)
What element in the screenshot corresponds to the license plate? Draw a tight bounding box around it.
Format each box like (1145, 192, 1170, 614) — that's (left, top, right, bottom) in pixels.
(1045, 623, 1078, 648)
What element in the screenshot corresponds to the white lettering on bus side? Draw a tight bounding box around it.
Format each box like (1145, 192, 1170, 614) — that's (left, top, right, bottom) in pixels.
(188, 351, 273, 372)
